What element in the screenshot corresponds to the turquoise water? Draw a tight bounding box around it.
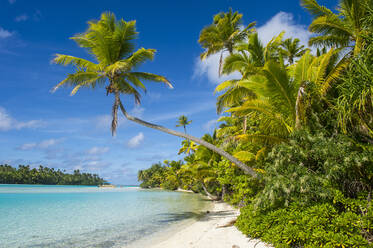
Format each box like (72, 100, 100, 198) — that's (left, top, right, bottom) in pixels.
(0, 184, 208, 248)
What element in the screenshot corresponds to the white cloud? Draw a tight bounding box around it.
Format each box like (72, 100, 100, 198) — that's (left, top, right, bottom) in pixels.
(0, 27, 13, 39)
(87, 146, 109, 155)
(127, 132, 144, 148)
(18, 143, 37, 150)
(15, 14, 28, 22)
(257, 12, 311, 47)
(17, 139, 62, 151)
(0, 107, 44, 131)
(39, 139, 59, 149)
(203, 119, 219, 131)
(193, 12, 311, 84)
(193, 52, 242, 85)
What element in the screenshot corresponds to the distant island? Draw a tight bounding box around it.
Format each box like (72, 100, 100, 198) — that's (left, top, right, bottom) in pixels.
(0, 164, 107, 186)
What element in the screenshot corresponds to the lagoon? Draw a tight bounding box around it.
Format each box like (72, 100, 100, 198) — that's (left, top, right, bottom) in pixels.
(0, 184, 209, 248)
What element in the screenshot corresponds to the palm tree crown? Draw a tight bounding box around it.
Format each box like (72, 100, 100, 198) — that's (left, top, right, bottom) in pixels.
(198, 8, 256, 75)
(302, 0, 373, 55)
(176, 115, 192, 133)
(52, 12, 172, 135)
(280, 38, 308, 64)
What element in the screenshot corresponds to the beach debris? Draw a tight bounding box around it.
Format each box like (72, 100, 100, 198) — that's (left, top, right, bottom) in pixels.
(217, 218, 237, 228)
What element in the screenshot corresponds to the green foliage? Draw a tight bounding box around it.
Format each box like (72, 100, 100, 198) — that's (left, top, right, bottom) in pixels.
(214, 159, 262, 205)
(237, 197, 373, 248)
(138, 161, 184, 190)
(335, 33, 373, 140)
(0, 164, 106, 185)
(254, 130, 373, 211)
(160, 174, 179, 190)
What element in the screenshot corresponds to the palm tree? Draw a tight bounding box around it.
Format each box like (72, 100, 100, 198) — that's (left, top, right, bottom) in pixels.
(229, 49, 344, 143)
(198, 8, 256, 75)
(280, 38, 308, 64)
(176, 115, 192, 134)
(216, 32, 285, 113)
(302, 0, 373, 55)
(52, 12, 257, 178)
(215, 32, 284, 133)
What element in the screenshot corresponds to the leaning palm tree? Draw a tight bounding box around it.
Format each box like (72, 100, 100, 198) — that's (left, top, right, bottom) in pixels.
(198, 8, 256, 75)
(176, 115, 192, 134)
(52, 12, 257, 178)
(280, 38, 308, 64)
(302, 0, 373, 55)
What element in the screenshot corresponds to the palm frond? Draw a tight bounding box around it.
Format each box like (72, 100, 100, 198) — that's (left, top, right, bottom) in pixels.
(52, 71, 105, 93)
(128, 72, 173, 89)
(301, 0, 335, 17)
(53, 54, 99, 71)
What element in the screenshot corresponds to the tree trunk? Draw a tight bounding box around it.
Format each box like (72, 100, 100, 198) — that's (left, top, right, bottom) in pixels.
(295, 82, 307, 130)
(218, 52, 223, 76)
(119, 101, 257, 178)
(243, 116, 247, 134)
(221, 184, 228, 201)
(201, 182, 219, 201)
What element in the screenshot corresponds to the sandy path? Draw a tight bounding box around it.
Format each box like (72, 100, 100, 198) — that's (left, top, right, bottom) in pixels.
(148, 201, 272, 248)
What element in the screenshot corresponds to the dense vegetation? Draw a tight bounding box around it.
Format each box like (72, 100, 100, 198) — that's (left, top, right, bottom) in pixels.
(0, 164, 106, 185)
(138, 0, 373, 247)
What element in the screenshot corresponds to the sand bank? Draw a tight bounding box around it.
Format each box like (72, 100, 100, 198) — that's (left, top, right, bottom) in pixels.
(147, 201, 272, 248)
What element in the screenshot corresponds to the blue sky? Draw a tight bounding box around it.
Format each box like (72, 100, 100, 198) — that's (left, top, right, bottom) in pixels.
(0, 0, 336, 184)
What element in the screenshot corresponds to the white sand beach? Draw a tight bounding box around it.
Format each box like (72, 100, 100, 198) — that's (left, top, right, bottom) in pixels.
(147, 201, 272, 248)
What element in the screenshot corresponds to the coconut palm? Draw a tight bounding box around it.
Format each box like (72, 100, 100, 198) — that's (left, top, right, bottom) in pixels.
(176, 115, 192, 134)
(52, 12, 257, 178)
(214, 32, 285, 133)
(302, 0, 373, 55)
(280, 38, 308, 64)
(229, 49, 345, 143)
(216, 32, 285, 114)
(198, 8, 256, 75)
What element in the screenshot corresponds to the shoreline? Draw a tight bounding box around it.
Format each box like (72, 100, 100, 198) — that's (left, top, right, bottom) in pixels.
(128, 201, 272, 248)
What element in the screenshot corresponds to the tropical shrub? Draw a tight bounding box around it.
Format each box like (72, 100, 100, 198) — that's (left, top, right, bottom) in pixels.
(236, 196, 373, 248)
(160, 174, 179, 190)
(335, 33, 373, 141)
(253, 130, 373, 211)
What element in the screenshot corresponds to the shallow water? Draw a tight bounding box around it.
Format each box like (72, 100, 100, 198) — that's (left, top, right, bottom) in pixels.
(0, 184, 209, 248)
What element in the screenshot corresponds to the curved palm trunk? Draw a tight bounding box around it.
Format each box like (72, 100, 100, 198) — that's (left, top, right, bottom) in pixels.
(201, 182, 219, 201)
(118, 101, 257, 178)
